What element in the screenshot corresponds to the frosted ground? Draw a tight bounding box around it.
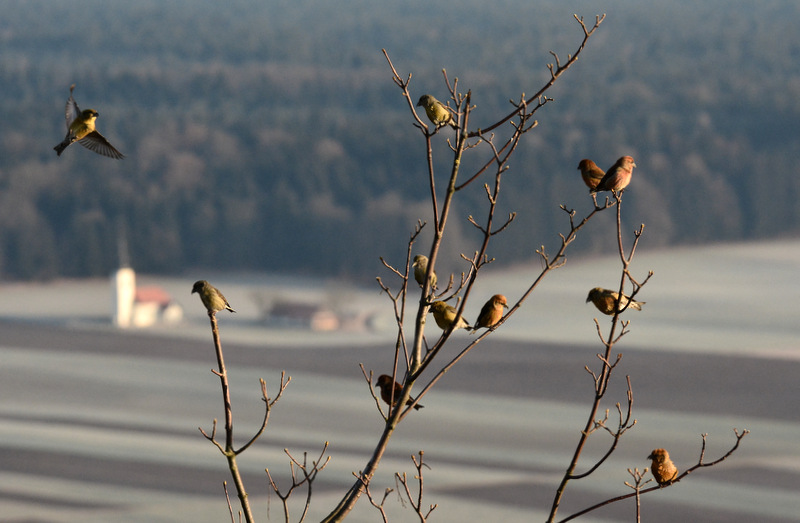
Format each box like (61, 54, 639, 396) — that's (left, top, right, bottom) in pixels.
(0, 239, 797, 522)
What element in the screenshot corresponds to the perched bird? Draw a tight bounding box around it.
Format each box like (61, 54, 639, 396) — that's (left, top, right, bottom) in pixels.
(416, 94, 458, 130)
(577, 159, 605, 191)
(591, 156, 636, 193)
(429, 300, 471, 331)
(412, 254, 437, 290)
(647, 448, 679, 485)
(472, 294, 508, 332)
(376, 374, 424, 411)
(53, 84, 124, 159)
(192, 280, 236, 314)
(586, 287, 644, 316)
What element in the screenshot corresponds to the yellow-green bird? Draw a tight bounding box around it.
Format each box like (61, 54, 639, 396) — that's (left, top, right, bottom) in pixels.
(586, 287, 644, 315)
(192, 280, 236, 314)
(429, 300, 470, 331)
(412, 254, 437, 290)
(416, 94, 458, 130)
(54, 84, 124, 159)
(472, 294, 508, 332)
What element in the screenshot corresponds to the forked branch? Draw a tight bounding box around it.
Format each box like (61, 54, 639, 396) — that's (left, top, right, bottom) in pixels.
(557, 429, 750, 522)
(396, 451, 438, 522)
(266, 442, 332, 523)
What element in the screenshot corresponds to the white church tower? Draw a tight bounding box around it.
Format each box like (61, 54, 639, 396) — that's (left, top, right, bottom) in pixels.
(112, 225, 135, 328)
(112, 266, 136, 328)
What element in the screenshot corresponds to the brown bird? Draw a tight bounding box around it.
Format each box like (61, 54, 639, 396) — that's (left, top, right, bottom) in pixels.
(472, 294, 508, 332)
(192, 280, 236, 314)
(429, 300, 471, 331)
(577, 159, 605, 191)
(591, 156, 636, 193)
(648, 448, 679, 485)
(586, 287, 644, 315)
(376, 374, 423, 411)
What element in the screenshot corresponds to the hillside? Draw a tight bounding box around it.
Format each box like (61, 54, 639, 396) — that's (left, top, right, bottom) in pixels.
(1, 0, 798, 280)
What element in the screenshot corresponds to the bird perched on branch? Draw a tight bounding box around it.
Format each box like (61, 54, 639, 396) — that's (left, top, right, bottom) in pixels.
(416, 94, 458, 130)
(192, 280, 236, 314)
(648, 448, 679, 485)
(53, 84, 124, 159)
(429, 301, 471, 331)
(591, 155, 636, 193)
(376, 374, 424, 411)
(586, 287, 644, 315)
(412, 254, 437, 290)
(472, 294, 508, 332)
(577, 159, 605, 191)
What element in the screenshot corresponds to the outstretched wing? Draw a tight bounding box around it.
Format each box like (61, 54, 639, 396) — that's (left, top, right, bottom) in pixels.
(78, 131, 125, 159)
(65, 84, 80, 129)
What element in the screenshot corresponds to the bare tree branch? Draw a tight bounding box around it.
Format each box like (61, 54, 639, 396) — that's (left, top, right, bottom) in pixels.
(396, 451, 438, 522)
(557, 429, 750, 522)
(266, 442, 331, 523)
(323, 16, 609, 522)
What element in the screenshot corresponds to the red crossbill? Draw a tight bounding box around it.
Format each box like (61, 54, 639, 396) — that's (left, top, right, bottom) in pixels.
(376, 374, 423, 410)
(192, 280, 236, 314)
(416, 94, 458, 130)
(648, 448, 679, 485)
(54, 84, 124, 159)
(577, 159, 605, 191)
(591, 156, 636, 193)
(472, 294, 508, 331)
(412, 254, 437, 290)
(586, 287, 644, 315)
(429, 300, 471, 331)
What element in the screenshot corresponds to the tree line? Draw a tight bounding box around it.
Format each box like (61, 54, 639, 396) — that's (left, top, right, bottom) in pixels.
(0, 0, 798, 280)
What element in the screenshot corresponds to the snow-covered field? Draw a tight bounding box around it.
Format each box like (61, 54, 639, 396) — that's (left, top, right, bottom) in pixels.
(0, 240, 797, 522)
(3, 239, 798, 356)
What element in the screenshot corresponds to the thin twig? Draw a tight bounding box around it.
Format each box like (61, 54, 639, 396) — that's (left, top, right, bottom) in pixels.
(557, 429, 750, 522)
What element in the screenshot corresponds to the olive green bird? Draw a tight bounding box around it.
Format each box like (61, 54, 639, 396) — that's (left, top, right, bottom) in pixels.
(429, 300, 470, 331)
(54, 84, 124, 159)
(586, 287, 644, 315)
(412, 254, 437, 290)
(416, 94, 458, 129)
(192, 280, 236, 314)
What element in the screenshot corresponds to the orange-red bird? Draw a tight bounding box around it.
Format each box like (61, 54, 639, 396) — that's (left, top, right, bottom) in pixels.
(592, 156, 636, 193)
(577, 159, 605, 190)
(376, 374, 424, 411)
(648, 448, 679, 485)
(472, 294, 508, 332)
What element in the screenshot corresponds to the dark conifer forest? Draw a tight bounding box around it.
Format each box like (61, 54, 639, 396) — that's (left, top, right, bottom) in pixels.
(1, 0, 798, 280)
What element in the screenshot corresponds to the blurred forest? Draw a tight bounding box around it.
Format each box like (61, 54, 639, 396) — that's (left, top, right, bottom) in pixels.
(0, 0, 798, 281)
